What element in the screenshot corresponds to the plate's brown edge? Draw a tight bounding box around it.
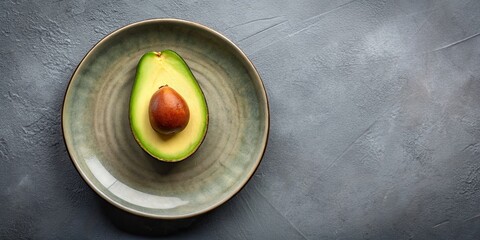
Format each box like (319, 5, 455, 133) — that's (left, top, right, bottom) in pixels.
(61, 18, 270, 220)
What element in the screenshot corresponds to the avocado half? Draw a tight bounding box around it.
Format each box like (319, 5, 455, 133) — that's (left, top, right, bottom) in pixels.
(129, 50, 208, 162)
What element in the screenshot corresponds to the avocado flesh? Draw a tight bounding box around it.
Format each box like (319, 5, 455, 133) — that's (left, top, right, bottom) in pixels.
(130, 50, 208, 162)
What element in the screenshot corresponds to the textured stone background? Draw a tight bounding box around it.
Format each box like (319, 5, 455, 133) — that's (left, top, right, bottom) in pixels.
(1, 0, 480, 239)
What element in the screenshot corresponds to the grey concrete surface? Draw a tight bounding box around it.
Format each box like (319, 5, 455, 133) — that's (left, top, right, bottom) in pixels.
(1, 0, 480, 239)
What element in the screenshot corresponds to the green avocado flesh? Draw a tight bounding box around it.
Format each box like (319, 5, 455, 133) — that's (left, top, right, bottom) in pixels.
(129, 50, 208, 162)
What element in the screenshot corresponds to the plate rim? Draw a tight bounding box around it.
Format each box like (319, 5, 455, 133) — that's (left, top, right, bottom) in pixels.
(61, 18, 270, 219)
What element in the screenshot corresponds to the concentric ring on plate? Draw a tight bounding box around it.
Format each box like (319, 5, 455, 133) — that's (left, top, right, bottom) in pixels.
(62, 19, 269, 219)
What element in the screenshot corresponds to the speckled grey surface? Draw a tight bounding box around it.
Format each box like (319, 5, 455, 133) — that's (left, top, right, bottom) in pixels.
(1, 0, 480, 239)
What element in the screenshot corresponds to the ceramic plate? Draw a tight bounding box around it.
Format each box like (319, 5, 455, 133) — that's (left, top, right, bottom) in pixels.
(62, 19, 269, 219)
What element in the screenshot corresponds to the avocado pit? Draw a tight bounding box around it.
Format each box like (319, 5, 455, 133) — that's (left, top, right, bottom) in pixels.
(149, 85, 190, 135)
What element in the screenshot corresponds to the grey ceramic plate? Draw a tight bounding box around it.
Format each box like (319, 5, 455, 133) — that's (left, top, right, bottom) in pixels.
(62, 19, 269, 219)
